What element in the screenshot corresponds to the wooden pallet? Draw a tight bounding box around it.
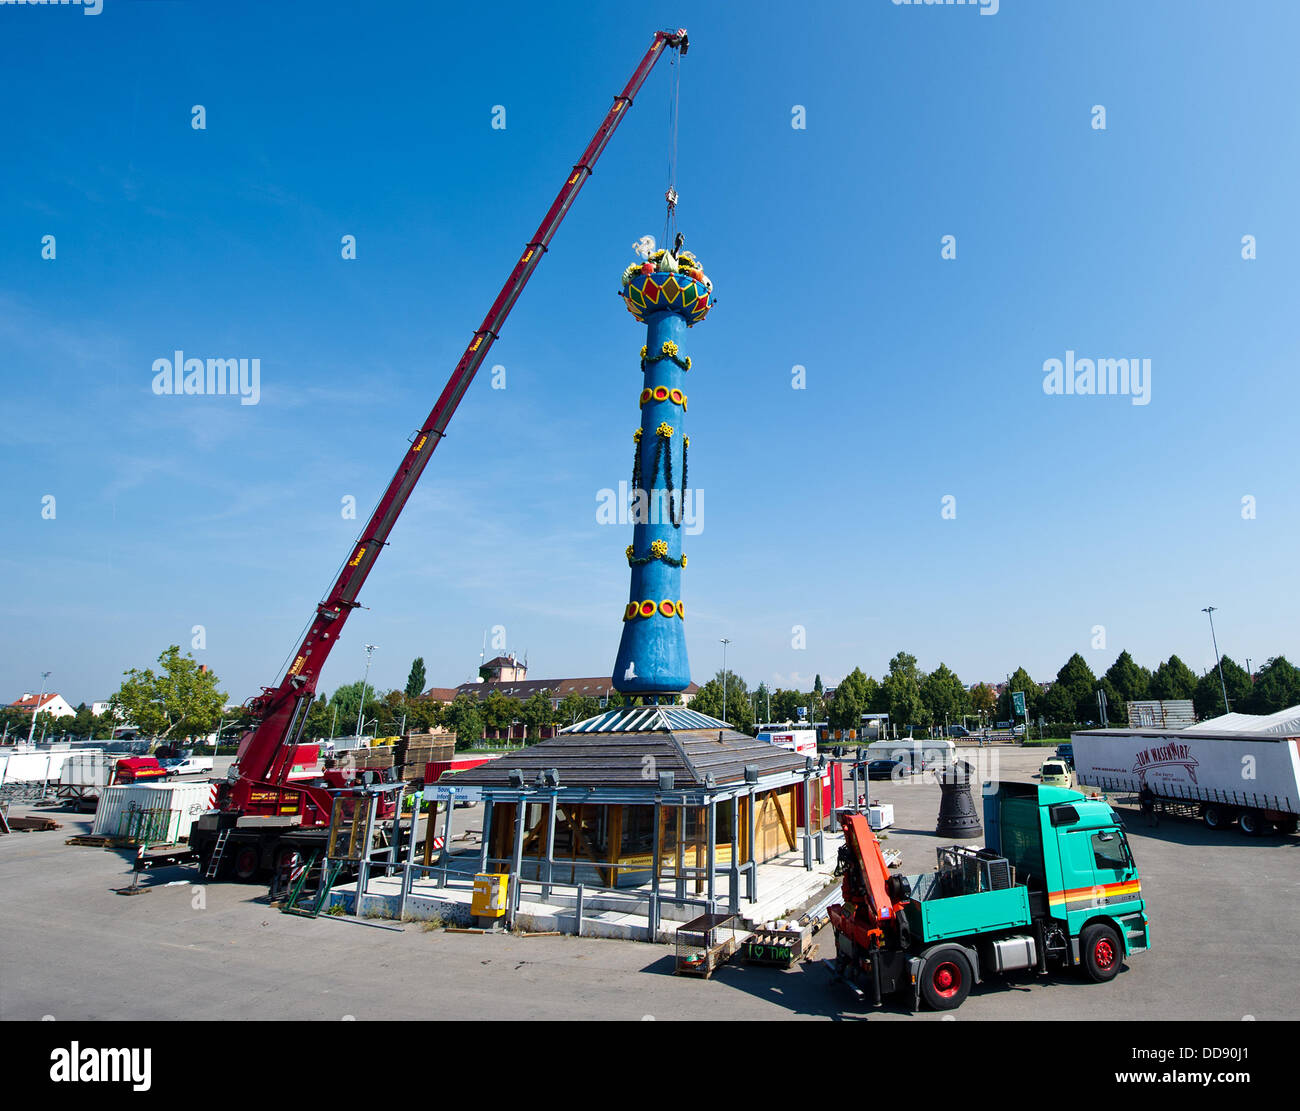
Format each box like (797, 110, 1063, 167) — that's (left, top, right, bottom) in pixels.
(741, 929, 805, 967)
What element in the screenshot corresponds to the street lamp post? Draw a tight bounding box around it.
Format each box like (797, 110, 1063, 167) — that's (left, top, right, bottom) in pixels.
(1201, 607, 1230, 713)
(357, 644, 377, 739)
(720, 638, 731, 725)
(27, 671, 51, 744)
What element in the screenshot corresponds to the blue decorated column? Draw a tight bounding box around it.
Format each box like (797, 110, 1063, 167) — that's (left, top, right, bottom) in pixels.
(613, 245, 713, 697)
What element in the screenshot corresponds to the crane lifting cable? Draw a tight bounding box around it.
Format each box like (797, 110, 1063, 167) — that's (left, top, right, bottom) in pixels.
(664, 45, 682, 245)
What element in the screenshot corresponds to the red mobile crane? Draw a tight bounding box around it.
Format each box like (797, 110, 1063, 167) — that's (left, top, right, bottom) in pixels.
(192, 29, 690, 882)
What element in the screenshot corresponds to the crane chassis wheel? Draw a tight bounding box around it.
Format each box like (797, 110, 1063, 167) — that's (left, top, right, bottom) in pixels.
(232, 843, 261, 882)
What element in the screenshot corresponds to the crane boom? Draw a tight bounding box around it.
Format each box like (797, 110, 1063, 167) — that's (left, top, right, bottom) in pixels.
(226, 29, 690, 818)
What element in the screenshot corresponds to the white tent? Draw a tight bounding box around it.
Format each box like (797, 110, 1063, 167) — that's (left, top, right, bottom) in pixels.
(1185, 706, 1300, 736)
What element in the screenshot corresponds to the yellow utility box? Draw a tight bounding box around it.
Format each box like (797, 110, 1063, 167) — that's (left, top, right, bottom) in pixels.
(472, 873, 509, 918)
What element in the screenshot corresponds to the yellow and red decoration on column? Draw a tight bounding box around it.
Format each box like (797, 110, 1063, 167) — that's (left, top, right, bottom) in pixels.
(623, 599, 686, 621)
(640, 385, 686, 411)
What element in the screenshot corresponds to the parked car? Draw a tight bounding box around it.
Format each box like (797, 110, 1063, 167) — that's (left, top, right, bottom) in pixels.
(165, 755, 214, 777)
(1054, 742, 1074, 769)
(946, 725, 971, 738)
(1039, 758, 1073, 788)
(867, 759, 911, 781)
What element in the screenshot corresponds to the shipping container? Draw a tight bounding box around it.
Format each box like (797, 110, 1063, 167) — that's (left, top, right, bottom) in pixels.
(92, 781, 217, 842)
(56, 752, 118, 810)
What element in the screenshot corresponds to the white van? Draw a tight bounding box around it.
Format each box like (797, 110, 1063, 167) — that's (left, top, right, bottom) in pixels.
(864, 737, 955, 771)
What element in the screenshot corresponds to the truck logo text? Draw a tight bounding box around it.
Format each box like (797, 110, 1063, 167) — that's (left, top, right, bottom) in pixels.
(1133, 742, 1199, 784)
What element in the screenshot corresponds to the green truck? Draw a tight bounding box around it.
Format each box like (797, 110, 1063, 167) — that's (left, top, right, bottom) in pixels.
(827, 782, 1150, 1010)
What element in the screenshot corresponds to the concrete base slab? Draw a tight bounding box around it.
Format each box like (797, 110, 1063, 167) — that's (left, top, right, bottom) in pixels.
(327, 832, 845, 943)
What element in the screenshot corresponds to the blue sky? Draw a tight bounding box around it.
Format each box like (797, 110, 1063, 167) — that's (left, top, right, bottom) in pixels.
(4, 0, 1298, 709)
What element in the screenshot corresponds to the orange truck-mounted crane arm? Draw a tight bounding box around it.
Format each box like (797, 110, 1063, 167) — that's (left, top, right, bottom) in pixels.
(220, 29, 690, 825)
(829, 812, 909, 947)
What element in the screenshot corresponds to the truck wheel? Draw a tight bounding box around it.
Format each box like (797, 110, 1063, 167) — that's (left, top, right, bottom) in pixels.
(232, 844, 261, 882)
(1202, 804, 1229, 830)
(1080, 924, 1122, 983)
(1239, 810, 1270, 836)
(920, 948, 972, 1011)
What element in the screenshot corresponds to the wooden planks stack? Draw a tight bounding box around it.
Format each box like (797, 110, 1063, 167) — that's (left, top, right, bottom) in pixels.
(396, 731, 455, 785)
(337, 731, 455, 783)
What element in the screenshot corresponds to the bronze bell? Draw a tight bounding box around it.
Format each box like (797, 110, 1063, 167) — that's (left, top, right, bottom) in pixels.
(936, 760, 983, 838)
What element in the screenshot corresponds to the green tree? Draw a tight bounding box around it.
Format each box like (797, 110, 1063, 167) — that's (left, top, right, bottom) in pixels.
(691, 670, 753, 732)
(376, 689, 411, 735)
(1042, 683, 1075, 724)
(413, 696, 444, 731)
(66, 702, 114, 740)
(1194, 656, 1254, 718)
(768, 687, 805, 724)
(921, 662, 968, 730)
(752, 682, 771, 723)
(998, 667, 1041, 722)
(442, 694, 484, 750)
(557, 692, 601, 726)
(304, 694, 335, 740)
(1094, 677, 1124, 726)
(883, 652, 925, 735)
(1104, 650, 1151, 706)
(0, 705, 35, 738)
(109, 645, 228, 740)
(969, 682, 996, 717)
(327, 680, 384, 736)
(480, 691, 519, 737)
(405, 657, 427, 699)
(1149, 654, 1198, 701)
(1245, 656, 1300, 715)
(1049, 653, 1098, 723)
(829, 668, 870, 730)
(520, 690, 556, 740)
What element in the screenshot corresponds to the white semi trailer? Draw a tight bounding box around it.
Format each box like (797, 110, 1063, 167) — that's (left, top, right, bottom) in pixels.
(1071, 726, 1300, 836)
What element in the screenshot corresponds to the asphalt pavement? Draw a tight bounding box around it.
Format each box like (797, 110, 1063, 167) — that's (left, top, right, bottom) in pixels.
(1, 746, 1295, 1021)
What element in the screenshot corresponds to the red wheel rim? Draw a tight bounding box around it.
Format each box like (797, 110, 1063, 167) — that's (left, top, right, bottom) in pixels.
(235, 848, 258, 876)
(932, 961, 962, 998)
(1094, 939, 1116, 969)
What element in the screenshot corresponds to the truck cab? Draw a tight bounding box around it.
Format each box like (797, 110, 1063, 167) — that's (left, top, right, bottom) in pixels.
(113, 756, 167, 784)
(985, 783, 1149, 973)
